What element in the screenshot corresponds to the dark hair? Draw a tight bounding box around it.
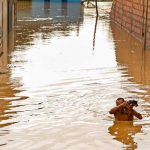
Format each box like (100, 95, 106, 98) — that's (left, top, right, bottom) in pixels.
(116, 97, 125, 101)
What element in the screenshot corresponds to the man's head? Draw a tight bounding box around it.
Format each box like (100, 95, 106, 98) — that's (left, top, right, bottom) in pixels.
(116, 97, 124, 106)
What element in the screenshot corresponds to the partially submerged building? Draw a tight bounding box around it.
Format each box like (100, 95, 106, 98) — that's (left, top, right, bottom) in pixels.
(17, 0, 82, 22)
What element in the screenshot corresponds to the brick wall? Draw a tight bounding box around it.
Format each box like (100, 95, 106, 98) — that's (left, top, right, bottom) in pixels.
(111, 0, 150, 48)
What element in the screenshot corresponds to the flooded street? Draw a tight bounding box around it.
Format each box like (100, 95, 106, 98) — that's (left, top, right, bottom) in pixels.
(0, 1, 150, 149)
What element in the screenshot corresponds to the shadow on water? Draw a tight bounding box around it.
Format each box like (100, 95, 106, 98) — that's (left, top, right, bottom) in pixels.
(108, 121, 142, 150)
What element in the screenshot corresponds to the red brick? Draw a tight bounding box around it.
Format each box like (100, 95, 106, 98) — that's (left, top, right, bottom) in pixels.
(111, 0, 150, 47)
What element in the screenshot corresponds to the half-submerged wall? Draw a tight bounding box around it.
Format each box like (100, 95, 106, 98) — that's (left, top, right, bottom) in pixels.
(111, 0, 150, 49)
(0, 0, 16, 73)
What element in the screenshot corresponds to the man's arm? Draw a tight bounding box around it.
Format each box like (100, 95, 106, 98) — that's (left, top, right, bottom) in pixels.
(109, 105, 121, 114)
(109, 103, 124, 114)
(109, 101, 128, 114)
(132, 109, 142, 119)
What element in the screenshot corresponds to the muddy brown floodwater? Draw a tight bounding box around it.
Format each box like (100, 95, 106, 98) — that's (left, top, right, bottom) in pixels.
(0, 1, 150, 150)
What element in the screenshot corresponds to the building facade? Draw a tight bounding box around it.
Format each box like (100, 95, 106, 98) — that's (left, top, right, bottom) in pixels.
(17, 0, 82, 22)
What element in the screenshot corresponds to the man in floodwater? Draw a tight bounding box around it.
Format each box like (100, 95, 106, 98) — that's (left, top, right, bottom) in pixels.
(109, 98, 142, 121)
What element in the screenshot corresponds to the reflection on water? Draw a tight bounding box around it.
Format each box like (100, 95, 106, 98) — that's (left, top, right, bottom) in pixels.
(0, 0, 150, 149)
(0, 0, 28, 143)
(0, 0, 15, 73)
(93, 16, 98, 51)
(108, 121, 142, 149)
(112, 22, 150, 86)
(0, 0, 18, 129)
(111, 22, 150, 101)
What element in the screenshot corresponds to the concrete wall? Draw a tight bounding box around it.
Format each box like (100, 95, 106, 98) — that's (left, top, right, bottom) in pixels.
(111, 0, 150, 49)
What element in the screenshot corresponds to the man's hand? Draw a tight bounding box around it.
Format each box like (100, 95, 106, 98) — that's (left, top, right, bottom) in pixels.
(119, 101, 129, 108)
(120, 101, 133, 110)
